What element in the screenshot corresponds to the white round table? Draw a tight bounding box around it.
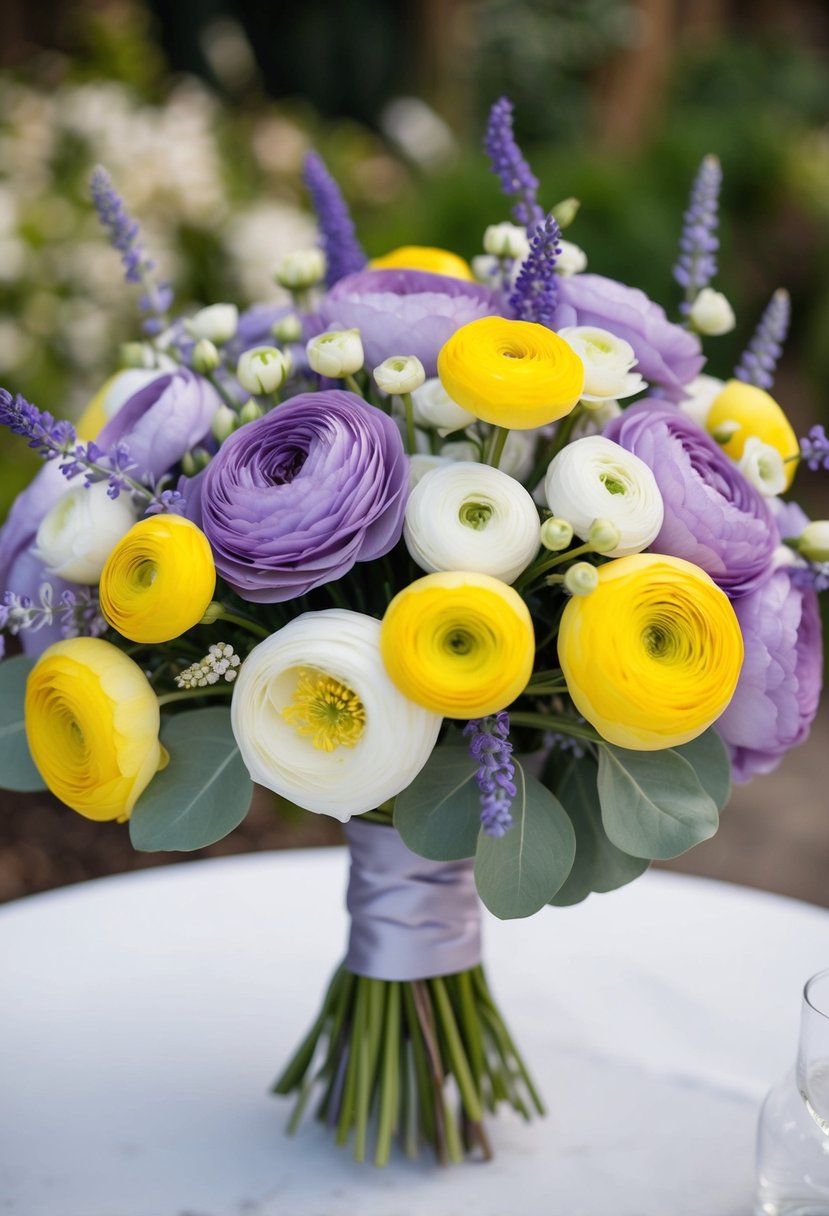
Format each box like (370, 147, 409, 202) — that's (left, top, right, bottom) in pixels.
(1, 850, 827, 1216)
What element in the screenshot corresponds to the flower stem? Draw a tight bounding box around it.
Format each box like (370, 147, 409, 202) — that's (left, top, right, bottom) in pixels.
(156, 685, 232, 708)
(527, 404, 582, 488)
(345, 374, 364, 398)
(509, 710, 601, 742)
(513, 541, 593, 591)
(211, 609, 270, 639)
(401, 392, 417, 455)
(487, 425, 510, 469)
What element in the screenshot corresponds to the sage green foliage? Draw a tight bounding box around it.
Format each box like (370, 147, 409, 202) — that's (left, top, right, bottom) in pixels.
(393, 746, 482, 861)
(0, 655, 45, 792)
(129, 707, 251, 852)
(548, 752, 648, 907)
(597, 742, 720, 860)
(474, 761, 576, 919)
(674, 729, 732, 812)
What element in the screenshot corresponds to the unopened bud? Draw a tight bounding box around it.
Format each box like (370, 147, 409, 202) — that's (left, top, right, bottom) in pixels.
(711, 419, 741, 445)
(483, 222, 530, 260)
(588, 518, 621, 553)
(306, 329, 364, 378)
(181, 446, 211, 476)
(564, 561, 599, 596)
(119, 341, 153, 369)
(689, 288, 736, 337)
(191, 338, 221, 374)
(373, 355, 426, 396)
(236, 346, 292, 395)
(540, 517, 574, 551)
(275, 248, 326, 291)
(554, 239, 587, 277)
(211, 403, 239, 443)
(199, 601, 225, 626)
(239, 399, 264, 425)
(271, 313, 303, 344)
(796, 520, 829, 563)
(551, 197, 580, 230)
(186, 303, 238, 344)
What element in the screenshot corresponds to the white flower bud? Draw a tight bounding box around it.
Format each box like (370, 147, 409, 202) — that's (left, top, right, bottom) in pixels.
(236, 345, 292, 395)
(587, 518, 621, 553)
(271, 313, 303, 344)
(275, 248, 326, 290)
(796, 520, 829, 562)
(306, 329, 364, 378)
(551, 196, 580, 229)
(118, 341, 153, 369)
(471, 255, 500, 288)
(374, 355, 426, 396)
(191, 338, 221, 374)
(554, 239, 587, 277)
(181, 446, 211, 476)
(483, 222, 530, 261)
(564, 562, 599, 596)
(211, 403, 239, 443)
(689, 288, 736, 336)
(410, 377, 476, 435)
(239, 399, 265, 425)
(186, 304, 239, 344)
(33, 481, 138, 584)
(737, 437, 787, 497)
(558, 326, 645, 404)
(679, 374, 724, 429)
(711, 419, 742, 445)
(540, 517, 574, 551)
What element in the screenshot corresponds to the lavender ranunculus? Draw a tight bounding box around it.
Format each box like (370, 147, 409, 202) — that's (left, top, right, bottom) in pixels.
(717, 569, 822, 781)
(605, 400, 778, 597)
(313, 269, 502, 378)
(549, 274, 704, 402)
(196, 390, 408, 602)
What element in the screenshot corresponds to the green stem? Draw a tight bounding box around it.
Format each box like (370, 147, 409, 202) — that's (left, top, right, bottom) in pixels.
(210, 609, 270, 639)
(430, 977, 483, 1122)
(401, 392, 417, 455)
(375, 982, 401, 1166)
(487, 425, 510, 470)
(513, 541, 594, 592)
(345, 373, 364, 398)
(526, 404, 582, 488)
(156, 685, 231, 709)
(509, 711, 601, 743)
(204, 370, 242, 412)
(523, 681, 568, 696)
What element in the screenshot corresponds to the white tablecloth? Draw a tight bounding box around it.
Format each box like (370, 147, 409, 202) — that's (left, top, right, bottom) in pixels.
(1, 850, 827, 1216)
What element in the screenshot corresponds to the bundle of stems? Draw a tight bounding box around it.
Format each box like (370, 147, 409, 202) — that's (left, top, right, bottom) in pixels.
(273, 962, 544, 1165)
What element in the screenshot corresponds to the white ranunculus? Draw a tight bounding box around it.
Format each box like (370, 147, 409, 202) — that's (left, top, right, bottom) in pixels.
(554, 239, 587, 277)
(404, 463, 541, 583)
(411, 377, 476, 436)
(797, 520, 829, 562)
(737, 437, 787, 497)
(558, 326, 645, 404)
(236, 346, 292, 395)
(570, 398, 622, 441)
(483, 222, 530, 261)
(306, 328, 364, 378)
(689, 287, 736, 336)
(230, 610, 441, 820)
(678, 373, 724, 429)
(408, 453, 453, 488)
(33, 480, 139, 584)
(544, 435, 664, 557)
(374, 355, 426, 396)
(185, 303, 238, 344)
(275, 247, 326, 290)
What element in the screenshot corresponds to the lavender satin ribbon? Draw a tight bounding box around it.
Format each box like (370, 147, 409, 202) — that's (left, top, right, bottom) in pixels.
(343, 820, 482, 982)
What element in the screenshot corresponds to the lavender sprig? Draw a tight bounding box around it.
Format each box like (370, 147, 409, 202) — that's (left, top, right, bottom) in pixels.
(303, 151, 367, 288)
(790, 562, 829, 594)
(734, 288, 791, 390)
(800, 425, 829, 472)
(673, 154, 721, 316)
(0, 585, 106, 640)
(90, 165, 173, 336)
(464, 712, 516, 838)
(484, 97, 544, 233)
(509, 212, 561, 326)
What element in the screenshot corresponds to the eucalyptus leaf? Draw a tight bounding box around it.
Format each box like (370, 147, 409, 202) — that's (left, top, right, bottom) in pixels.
(394, 746, 481, 860)
(129, 707, 252, 852)
(549, 754, 649, 906)
(674, 729, 732, 811)
(474, 762, 576, 919)
(0, 656, 46, 792)
(597, 744, 719, 860)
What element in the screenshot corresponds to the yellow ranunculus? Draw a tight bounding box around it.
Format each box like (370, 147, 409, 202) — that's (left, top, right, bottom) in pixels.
(558, 553, 744, 750)
(25, 637, 167, 821)
(437, 316, 585, 430)
(369, 245, 475, 281)
(380, 571, 535, 717)
(706, 379, 799, 490)
(100, 515, 216, 643)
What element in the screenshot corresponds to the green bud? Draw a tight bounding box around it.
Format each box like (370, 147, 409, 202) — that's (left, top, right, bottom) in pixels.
(587, 518, 621, 553)
(239, 399, 265, 425)
(551, 197, 580, 230)
(796, 520, 829, 563)
(199, 601, 225, 626)
(711, 419, 741, 445)
(211, 403, 239, 443)
(271, 313, 303, 344)
(191, 338, 221, 374)
(540, 517, 574, 551)
(181, 446, 211, 476)
(119, 341, 152, 369)
(564, 561, 599, 596)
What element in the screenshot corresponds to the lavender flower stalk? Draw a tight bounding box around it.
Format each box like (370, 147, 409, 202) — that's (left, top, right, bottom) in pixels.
(90, 166, 173, 336)
(735, 288, 790, 390)
(484, 97, 544, 232)
(800, 425, 829, 472)
(303, 151, 367, 288)
(464, 712, 516, 837)
(673, 154, 721, 316)
(0, 585, 105, 641)
(509, 212, 561, 326)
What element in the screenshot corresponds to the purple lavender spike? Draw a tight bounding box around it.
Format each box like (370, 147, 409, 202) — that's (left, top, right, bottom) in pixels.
(303, 151, 367, 288)
(734, 288, 790, 390)
(484, 97, 544, 233)
(509, 212, 561, 326)
(463, 712, 516, 837)
(800, 425, 829, 472)
(673, 154, 721, 315)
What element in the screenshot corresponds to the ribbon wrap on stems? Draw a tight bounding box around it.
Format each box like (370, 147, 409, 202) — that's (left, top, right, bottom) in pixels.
(343, 819, 482, 981)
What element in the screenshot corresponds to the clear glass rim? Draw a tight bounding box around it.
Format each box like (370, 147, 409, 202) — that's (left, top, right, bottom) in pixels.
(803, 966, 829, 1019)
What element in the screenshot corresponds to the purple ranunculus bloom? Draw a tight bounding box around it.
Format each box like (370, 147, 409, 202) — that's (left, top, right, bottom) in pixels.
(717, 568, 822, 781)
(194, 390, 409, 602)
(549, 274, 704, 402)
(313, 268, 503, 378)
(605, 400, 778, 598)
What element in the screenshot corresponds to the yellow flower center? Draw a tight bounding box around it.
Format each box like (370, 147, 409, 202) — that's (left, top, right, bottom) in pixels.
(282, 667, 366, 752)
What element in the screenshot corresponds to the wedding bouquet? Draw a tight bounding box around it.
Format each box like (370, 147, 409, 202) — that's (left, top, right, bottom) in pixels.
(1, 98, 826, 1166)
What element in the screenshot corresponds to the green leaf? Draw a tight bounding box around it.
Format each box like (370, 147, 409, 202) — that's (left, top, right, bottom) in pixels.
(0, 656, 46, 792)
(474, 762, 576, 919)
(597, 744, 719, 860)
(129, 707, 252, 852)
(549, 754, 649, 906)
(393, 746, 481, 860)
(674, 729, 732, 811)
